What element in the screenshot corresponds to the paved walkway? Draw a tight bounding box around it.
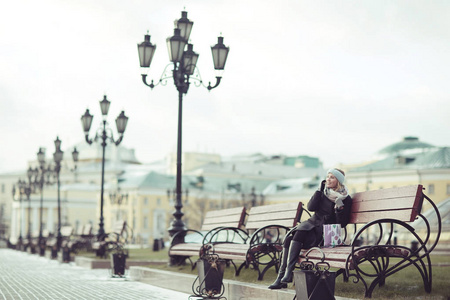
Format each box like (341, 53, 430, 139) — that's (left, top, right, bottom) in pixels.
(0, 249, 190, 300)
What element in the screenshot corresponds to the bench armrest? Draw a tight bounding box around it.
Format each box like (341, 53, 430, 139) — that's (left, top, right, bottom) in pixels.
(203, 227, 249, 244)
(351, 218, 417, 249)
(249, 224, 291, 247)
(170, 229, 204, 247)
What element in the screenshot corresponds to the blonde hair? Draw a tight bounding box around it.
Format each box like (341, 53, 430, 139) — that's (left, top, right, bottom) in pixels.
(333, 168, 345, 191)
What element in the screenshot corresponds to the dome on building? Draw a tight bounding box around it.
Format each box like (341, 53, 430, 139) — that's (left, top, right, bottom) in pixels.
(378, 137, 435, 156)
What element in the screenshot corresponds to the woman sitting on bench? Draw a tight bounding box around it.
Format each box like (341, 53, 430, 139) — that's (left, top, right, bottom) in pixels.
(268, 168, 353, 289)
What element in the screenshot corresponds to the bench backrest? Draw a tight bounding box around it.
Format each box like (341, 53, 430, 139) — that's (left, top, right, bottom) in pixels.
(111, 220, 126, 234)
(349, 185, 423, 224)
(60, 226, 74, 237)
(82, 224, 93, 236)
(201, 207, 247, 232)
(75, 225, 84, 235)
(246, 202, 303, 231)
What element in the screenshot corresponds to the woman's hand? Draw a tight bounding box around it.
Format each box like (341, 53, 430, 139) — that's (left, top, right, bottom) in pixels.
(335, 198, 344, 211)
(319, 180, 326, 192)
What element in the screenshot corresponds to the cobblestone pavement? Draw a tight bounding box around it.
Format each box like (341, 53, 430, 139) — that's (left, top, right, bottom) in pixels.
(0, 249, 190, 300)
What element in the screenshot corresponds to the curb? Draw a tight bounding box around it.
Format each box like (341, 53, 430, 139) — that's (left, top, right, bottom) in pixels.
(128, 266, 355, 300)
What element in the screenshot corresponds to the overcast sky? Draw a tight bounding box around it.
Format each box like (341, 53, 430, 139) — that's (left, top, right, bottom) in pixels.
(1, 0, 449, 173)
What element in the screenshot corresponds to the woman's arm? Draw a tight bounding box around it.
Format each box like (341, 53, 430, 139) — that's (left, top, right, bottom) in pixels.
(307, 190, 322, 211)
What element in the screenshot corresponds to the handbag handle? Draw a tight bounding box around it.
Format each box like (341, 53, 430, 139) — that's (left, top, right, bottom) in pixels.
(304, 247, 325, 262)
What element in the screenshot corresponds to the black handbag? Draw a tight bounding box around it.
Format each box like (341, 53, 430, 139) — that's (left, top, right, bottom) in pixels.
(293, 247, 336, 300)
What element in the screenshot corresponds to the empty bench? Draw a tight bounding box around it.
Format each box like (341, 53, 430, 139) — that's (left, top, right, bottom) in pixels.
(296, 185, 441, 298)
(169, 206, 247, 268)
(46, 226, 74, 259)
(92, 220, 132, 258)
(202, 202, 306, 280)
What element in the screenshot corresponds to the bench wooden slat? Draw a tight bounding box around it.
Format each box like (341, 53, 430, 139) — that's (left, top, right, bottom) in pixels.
(202, 215, 243, 227)
(205, 207, 247, 218)
(350, 209, 417, 223)
(60, 226, 73, 236)
(246, 219, 299, 230)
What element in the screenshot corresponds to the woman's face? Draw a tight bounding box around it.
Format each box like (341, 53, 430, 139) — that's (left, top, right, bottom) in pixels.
(326, 173, 339, 190)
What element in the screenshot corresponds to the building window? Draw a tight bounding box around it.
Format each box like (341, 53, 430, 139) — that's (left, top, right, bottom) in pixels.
(157, 198, 161, 206)
(144, 197, 148, 205)
(429, 184, 435, 194)
(1, 183, 4, 193)
(143, 217, 148, 229)
(447, 184, 450, 195)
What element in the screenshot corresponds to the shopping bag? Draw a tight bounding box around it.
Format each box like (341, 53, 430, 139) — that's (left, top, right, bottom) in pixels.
(294, 247, 336, 300)
(323, 224, 342, 248)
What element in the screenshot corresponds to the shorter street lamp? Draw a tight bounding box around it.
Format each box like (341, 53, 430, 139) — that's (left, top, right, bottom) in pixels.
(53, 137, 64, 250)
(72, 147, 79, 182)
(35, 147, 56, 256)
(81, 95, 129, 241)
(11, 183, 23, 250)
(110, 187, 128, 221)
(18, 168, 38, 251)
(241, 187, 264, 209)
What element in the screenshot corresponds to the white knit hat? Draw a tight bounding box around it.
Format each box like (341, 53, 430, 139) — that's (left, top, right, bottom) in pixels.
(327, 168, 345, 184)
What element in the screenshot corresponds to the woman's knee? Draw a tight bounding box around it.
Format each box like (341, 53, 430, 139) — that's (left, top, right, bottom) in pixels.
(283, 235, 293, 248)
(292, 230, 308, 243)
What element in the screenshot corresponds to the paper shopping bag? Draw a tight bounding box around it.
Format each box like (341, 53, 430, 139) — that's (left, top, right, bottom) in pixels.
(323, 224, 342, 248)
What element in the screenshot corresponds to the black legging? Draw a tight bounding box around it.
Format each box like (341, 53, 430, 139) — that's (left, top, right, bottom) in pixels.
(283, 230, 309, 248)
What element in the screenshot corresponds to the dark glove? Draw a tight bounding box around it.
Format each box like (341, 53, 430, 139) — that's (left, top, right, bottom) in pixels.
(319, 180, 326, 192)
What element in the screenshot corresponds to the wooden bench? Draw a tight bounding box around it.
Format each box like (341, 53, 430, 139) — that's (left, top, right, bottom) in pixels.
(168, 206, 248, 268)
(59, 224, 96, 262)
(68, 224, 95, 252)
(201, 202, 306, 280)
(295, 185, 441, 298)
(46, 226, 74, 259)
(92, 220, 131, 258)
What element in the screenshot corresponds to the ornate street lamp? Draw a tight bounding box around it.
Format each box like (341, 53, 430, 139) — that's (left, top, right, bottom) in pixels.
(241, 187, 265, 210)
(11, 183, 23, 250)
(110, 186, 129, 221)
(35, 147, 55, 256)
(18, 167, 38, 252)
(53, 137, 64, 250)
(137, 12, 229, 260)
(81, 95, 129, 242)
(72, 147, 79, 182)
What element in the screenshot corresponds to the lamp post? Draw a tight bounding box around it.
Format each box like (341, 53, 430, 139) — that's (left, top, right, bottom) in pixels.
(36, 147, 54, 256)
(72, 147, 79, 182)
(53, 137, 64, 250)
(81, 95, 129, 241)
(241, 187, 265, 210)
(137, 11, 229, 253)
(110, 186, 128, 221)
(12, 183, 23, 250)
(18, 167, 38, 251)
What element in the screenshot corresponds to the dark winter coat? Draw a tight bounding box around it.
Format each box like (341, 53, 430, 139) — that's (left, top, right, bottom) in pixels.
(294, 189, 353, 248)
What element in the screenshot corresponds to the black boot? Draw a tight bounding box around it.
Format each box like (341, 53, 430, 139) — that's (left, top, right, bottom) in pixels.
(280, 240, 302, 283)
(268, 248, 288, 289)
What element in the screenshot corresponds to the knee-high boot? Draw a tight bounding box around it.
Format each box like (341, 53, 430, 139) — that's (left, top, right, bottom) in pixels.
(268, 247, 289, 289)
(280, 240, 303, 283)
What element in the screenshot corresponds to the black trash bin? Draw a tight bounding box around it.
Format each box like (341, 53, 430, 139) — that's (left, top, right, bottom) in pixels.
(152, 239, 162, 251)
(196, 256, 225, 298)
(111, 252, 126, 277)
(294, 247, 336, 300)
